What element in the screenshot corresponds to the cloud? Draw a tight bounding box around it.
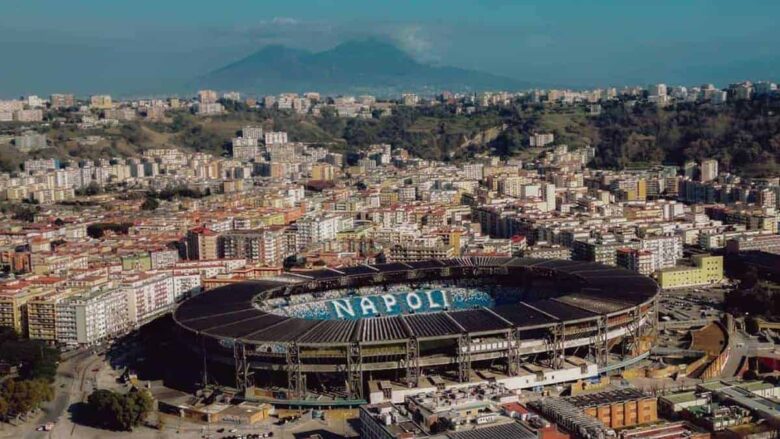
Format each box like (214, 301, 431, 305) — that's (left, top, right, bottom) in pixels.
(271, 17, 300, 26)
(391, 25, 438, 62)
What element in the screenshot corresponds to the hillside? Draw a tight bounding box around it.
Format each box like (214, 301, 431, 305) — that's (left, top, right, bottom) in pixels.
(3, 97, 780, 177)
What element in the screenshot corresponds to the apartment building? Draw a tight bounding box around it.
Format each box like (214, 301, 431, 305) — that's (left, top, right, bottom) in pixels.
(264, 131, 288, 145)
(186, 226, 219, 260)
(387, 238, 455, 262)
(122, 272, 175, 325)
(90, 95, 113, 109)
(50, 94, 75, 109)
(639, 235, 682, 270)
(219, 229, 285, 266)
(616, 248, 655, 276)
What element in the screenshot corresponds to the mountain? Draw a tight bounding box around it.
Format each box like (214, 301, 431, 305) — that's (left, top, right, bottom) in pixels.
(199, 39, 532, 95)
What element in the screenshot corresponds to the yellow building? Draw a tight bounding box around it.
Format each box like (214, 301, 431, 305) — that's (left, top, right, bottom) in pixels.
(656, 255, 723, 289)
(449, 230, 463, 256)
(26, 290, 68, 342)
(337, 225, 372, 241)
(311, 163, 336, 181)
(223, 179, 244, 193)
(637, 179, 647, 201)
(90, 95, 113, 110)
(0, 289, 36, 334)
(259, 213, 286, 227)
(378, 190, 399, 206)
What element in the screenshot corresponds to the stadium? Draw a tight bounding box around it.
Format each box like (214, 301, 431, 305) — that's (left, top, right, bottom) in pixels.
(173, 257, 659, 406)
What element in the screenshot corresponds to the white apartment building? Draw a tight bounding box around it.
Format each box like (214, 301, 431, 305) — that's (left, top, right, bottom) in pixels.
(14, 109, 43, 122)
(150, 249, 179, 269)
(198, 89, 218, 104)
(398, 186, 416, 202)
(172, 259, 247, 279)
(24, 158, 58, 173)
(529, 133, 554, 147)
(122, 272, 175, 325)
(498, 176, 524, 197)
(462, 164, 484, 180)
(296, 215, 344, 247)
(52, 287, 132, 346)
(701, 159, 718, 182)
(15, 133, 48, 152)
(242, 126, 264, 139)
(639, 235, 682, 270)
(197, 102, 225, 116)
(544, 183, 557, 212)
(264, 131, 288, 145)
(172, 273, 202, 299)
(75, 287, 131, 345)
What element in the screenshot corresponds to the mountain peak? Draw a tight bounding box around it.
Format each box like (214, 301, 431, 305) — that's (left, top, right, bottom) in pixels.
(329, 38, 408, 55)
(201, 39, 530, 95)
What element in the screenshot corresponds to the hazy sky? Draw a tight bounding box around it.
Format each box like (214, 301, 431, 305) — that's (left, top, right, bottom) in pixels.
(2, 0, 779, 97)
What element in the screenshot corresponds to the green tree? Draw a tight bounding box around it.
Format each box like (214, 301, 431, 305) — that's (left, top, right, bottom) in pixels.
(140, 197, 159, 211)
(0, 396, 8, 420)
(86, 389, 153, 431)
(76, 181, 102, 196)
(0, 328, 60, 381)
(1, 379, 53, 417)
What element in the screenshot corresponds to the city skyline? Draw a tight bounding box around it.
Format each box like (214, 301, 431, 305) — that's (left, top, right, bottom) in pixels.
(2, 0, 780, 96)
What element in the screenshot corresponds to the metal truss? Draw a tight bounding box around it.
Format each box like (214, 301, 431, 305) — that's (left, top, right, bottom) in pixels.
(234, 340, 251, 392)
(405, 339, 420, 387)
(457, 333, 472, 382)
(506, 329, 520, 376)
(286, 342, 304, 398)
(347, 342, 363, 399)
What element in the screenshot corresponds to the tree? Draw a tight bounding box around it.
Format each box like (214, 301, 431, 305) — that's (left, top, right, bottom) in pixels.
(0, 328, 59, 381)
(86, 222, 133, 239)
(76, 181, 102, 196)
(140, 197, 159, 211)
(10, 204, 39, 222)
(0, 396, 8, 420)
(0, 379, 53, 418)
(86, 389, 153, 431)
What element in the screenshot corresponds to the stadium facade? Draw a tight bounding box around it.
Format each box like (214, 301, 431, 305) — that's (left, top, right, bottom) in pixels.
(173, 258, 659, 406)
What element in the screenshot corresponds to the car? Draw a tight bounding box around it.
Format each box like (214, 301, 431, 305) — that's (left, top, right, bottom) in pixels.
(229, 428, 238, 433)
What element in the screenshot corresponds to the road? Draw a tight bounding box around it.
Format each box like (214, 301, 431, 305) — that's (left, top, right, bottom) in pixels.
(0, 349, 100, 439)
(719, 329, 776, 378)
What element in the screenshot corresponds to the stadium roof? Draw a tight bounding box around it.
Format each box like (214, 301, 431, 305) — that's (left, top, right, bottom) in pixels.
(174, 257, 657, 346)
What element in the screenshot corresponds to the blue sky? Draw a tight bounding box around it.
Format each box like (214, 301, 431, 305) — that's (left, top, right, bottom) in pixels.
(1, 0, 779, 96)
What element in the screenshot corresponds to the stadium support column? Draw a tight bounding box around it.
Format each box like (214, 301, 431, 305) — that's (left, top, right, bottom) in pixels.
(650, 298, 659, 341)
(506, 329, 520, 376)
(405, 339, 420, 387)
(234, 341, 250, 393)
(457, 333, 472, 383)
(624, 306, 642, 358)
(593, 316, 608, 368)
(200, 334, 208, 388)
(286, 342, 304, 398)
(347, 342, 363, 400)
(552, 323, 565, 369)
